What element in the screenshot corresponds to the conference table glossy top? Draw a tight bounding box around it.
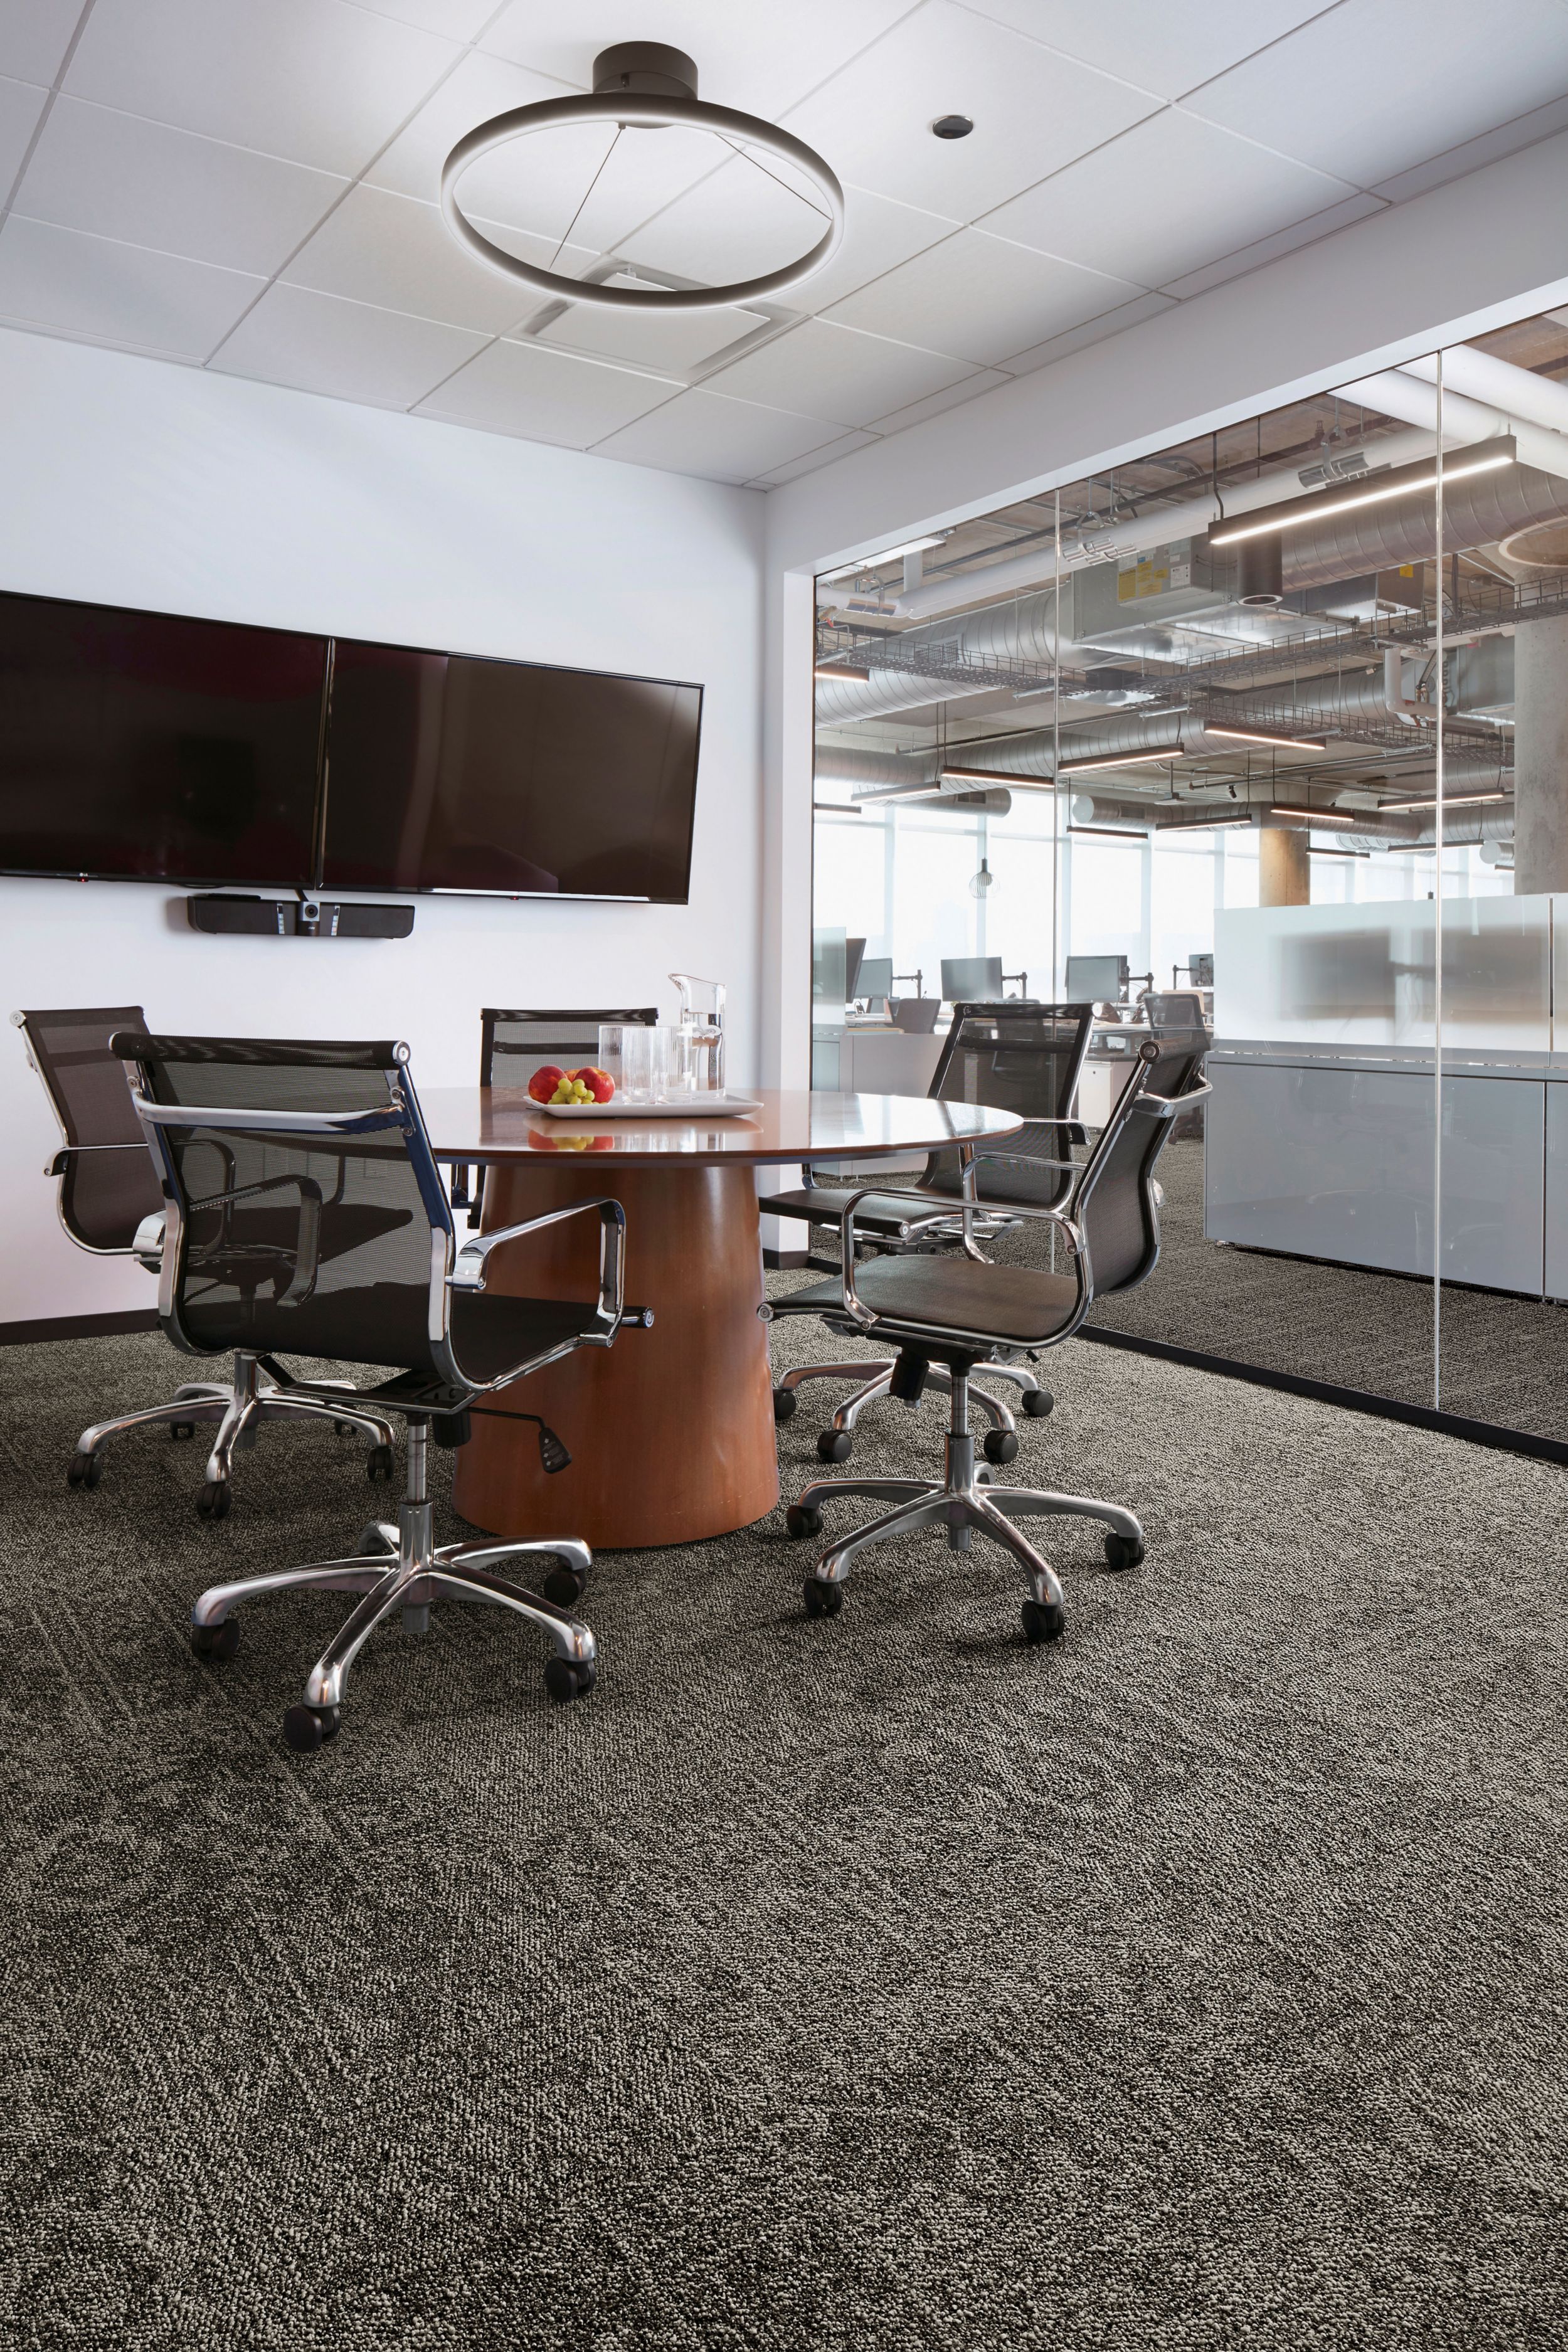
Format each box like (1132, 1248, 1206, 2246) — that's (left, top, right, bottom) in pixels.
(436, 1087, 1025, 1550)
(418, 1085, 1023, 1165)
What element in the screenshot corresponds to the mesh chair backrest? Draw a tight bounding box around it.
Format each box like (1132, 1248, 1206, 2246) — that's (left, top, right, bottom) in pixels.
(480, 1006, 658, 1089)
(1078, 1041, 1205, 1297)
(17, 1004, 164, 1251)
(923, 1002, 1093, 1207)
(120, 1036, 447, 1372)
(1144, 990, 1212, 1046)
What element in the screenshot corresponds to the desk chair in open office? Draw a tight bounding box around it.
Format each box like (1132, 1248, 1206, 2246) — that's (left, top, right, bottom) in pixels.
(114, 1030, 647, 1750)
(451, 1005, 658, 1224)
(13, 1005, 396, 1515)
(761, 1001, 1094, 1461)
(773, 1039, 1210, 1646)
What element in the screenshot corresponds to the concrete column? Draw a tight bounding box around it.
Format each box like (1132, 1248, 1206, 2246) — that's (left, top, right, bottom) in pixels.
(1259, 825, 1310, 906)
(1513, 612, 1568, 894)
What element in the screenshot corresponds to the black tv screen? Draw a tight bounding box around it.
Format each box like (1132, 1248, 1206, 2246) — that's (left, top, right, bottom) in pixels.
(0, 592, 325, 886)
(320, 640, 702, 901)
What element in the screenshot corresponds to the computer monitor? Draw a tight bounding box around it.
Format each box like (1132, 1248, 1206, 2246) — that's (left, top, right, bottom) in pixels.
(940, 955, 1004, 1001)
(1065, 953, 1128, 1002)
(856, 955, 893, 999)
(1189, 952, 1214, 988)
(844, 937, 866, 999)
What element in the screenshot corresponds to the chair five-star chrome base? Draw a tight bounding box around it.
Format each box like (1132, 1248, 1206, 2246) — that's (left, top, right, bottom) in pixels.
(189, 1420, 596, 1751)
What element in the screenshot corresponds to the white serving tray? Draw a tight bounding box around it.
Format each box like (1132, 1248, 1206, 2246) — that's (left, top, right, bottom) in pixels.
(539, 1093, 763, 1120)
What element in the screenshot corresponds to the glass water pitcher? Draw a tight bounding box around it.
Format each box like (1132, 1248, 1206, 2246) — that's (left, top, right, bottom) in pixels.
(670, 972, 726, 1095)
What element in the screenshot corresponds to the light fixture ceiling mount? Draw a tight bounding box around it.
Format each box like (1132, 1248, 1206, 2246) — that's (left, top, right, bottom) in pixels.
(441, 43, 845, 314)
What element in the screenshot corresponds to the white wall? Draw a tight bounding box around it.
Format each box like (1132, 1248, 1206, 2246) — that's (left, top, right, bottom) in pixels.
(758, 127, 1568, 1088)
(0, 327, 764, 1329)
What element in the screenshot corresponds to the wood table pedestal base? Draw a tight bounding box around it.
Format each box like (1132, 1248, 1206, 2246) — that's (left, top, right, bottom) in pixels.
(450, 1158, 779, 1549)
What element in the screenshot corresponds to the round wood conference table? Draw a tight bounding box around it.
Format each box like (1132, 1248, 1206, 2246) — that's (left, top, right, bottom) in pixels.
(418, 1087, 1024, 1550)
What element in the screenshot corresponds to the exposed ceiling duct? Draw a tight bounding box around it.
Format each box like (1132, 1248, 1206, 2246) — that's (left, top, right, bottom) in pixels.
(1279, 456, 1568, 589)
(813, 666, 994, 725)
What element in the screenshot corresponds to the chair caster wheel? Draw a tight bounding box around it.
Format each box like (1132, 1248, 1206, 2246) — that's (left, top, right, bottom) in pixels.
(772, 1387, 797, 1424)
(543, 1564, 585, 1608)
(171, 1421, 198, 1441)
(982, 1429, 1019, 1465)
(817, 1428, 852, 1465)
(544, 1656, 596, 1703)
(786, 1503, 823, 1540)
(1021, 1389, 1054, 1418)
(366, 1444, 395, 1484)
(66, 1451, 104, 1490)
(282, 1703, 341, 1752)
(190, 1618, 240, 1661)
(803, 1577, 844, 1618)
(196, 1480, 232, 1521)
(1103, 1532, 1145, 1571)
(1021, 1597, 1066, 1645)
(357, 1527, 396, 1558)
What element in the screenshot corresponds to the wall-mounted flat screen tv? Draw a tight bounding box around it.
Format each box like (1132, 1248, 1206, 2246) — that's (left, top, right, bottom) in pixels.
(0, 592, 325, 886)
(320, 640, 703, 902)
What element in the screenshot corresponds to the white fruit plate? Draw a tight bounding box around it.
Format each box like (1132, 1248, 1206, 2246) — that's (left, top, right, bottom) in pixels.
(539, 1093, 763, 1119)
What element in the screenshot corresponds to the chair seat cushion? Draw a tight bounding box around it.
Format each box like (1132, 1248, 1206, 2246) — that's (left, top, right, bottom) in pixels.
(776, 1255, 1081, 1348)
(450, 1292, 607, 1385)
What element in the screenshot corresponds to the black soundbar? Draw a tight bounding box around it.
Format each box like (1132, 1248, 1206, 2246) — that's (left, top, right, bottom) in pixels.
(186, 894, 415, 940)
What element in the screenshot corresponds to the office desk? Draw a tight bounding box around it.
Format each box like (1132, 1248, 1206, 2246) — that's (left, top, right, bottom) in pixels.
(420, 1088, 1024, 1549)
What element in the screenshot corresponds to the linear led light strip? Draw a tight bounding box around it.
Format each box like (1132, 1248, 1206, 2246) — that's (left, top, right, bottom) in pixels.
(1057, 748, 1175, 776)
(1209, 438, 1516, 548)
(1204, 724, 1325, 751)
(1380, 789, 1513, 810)
(937, 764, 1053, 790)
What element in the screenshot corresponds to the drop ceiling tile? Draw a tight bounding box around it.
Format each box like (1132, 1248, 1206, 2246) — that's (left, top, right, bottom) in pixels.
(825, 227, 1142, 366)
(14, 98, 347, 274)
(996, 287, 1175, 374)
(618, 163, 958, 314)
(531, 282, 770, 374)
(0, 0, 84, 86)
(283, 183, 560, 334)
(748, 428, 878, 487)
(415, 335, 677, 444)
(0, 75, 48, 189)
(593, 386, 840, 481)
(702, 317, 977, 429)
(1185, 0, 1568, 187)
(866, 366, 1010, 433)
(780, 0, 1161, 219)
(1369, 90, 1568, 206)
(479, 1, 919, 117)
(368, 50, 580, 201)
(983, 109, 1355, 290)
(0, 215, 265, 357)
(1158, 193, 1385, 301)
(209, 281, 489, 407)
(63, 0, 461, 177)
(356, 0, 499, 36)
(954, 1, 1330, 101)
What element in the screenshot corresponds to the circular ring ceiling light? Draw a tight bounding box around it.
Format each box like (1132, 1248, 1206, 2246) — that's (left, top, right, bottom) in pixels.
(441, 43, 845, 314)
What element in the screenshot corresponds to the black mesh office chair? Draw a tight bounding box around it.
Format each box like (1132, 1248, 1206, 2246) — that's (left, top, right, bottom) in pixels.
(113, 1030, 645, 1751)
(774, 1039, 1210, 1646)
(452, 1005, 659, 1226)
(13, 1005, 395, 1510)
(762, 1002, 1094, 1460)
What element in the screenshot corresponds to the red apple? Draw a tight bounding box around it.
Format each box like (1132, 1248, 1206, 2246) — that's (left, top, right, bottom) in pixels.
(570, 1065, 616, 1104)
(527, 1064, 565, 1104)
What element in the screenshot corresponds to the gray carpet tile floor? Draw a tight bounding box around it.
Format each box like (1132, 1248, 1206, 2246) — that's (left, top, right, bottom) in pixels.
(4, 1312, 1567, 2349)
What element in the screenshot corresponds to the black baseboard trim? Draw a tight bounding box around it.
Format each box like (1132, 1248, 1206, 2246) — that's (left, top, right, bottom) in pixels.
(763, 1248, 810, 1270)
(0, 1308, 160, 1348)
(1076, 1325, 1568, 1467)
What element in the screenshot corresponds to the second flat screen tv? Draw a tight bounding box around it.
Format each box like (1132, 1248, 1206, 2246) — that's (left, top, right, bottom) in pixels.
(321, 641, 702, 902)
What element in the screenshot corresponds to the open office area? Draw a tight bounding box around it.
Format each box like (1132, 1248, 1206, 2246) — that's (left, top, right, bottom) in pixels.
(4, 7, 1568, 2346)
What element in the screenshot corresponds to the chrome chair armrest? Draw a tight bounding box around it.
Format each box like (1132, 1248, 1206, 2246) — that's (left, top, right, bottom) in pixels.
(46, 1140, 152, 1177)
(127, 1089, 405, 1140)
(1145, 1076, 1213, 1118)
(450, 1195, 627, 1340)
(132, 1210, 166, 1272)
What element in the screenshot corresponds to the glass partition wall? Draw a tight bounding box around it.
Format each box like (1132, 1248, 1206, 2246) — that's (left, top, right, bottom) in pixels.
(812, 305, 1568, 1452)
